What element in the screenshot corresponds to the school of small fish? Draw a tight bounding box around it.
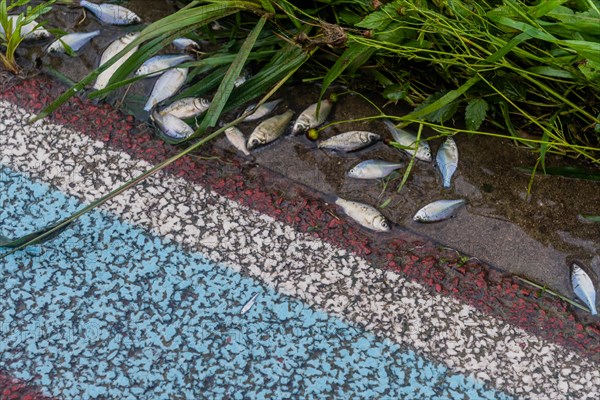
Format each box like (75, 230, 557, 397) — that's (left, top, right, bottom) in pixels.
(19, 2, 597, 316)
(12, 1, 202, 139)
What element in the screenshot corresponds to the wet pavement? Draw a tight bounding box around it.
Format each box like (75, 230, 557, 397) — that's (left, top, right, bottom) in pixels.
(14, 0, 599, 299)
(1, 1, 600, 398)
(2, 73, 600, 400)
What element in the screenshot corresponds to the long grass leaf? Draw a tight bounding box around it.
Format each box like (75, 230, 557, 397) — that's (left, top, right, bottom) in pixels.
(319, 41, 374, 101)
(199, 14, 267, 131)
(397, 75, 480, 124)
(0, 221, 72, 248)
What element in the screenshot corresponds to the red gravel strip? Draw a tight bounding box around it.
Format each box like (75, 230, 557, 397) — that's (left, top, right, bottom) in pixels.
(0, 371, 56, 400)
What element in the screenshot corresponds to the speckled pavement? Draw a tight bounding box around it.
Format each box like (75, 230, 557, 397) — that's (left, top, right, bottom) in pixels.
(1, 77, 599, 399)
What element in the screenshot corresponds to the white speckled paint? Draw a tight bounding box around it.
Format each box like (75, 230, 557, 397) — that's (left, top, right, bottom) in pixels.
(0, 101, 599, 399)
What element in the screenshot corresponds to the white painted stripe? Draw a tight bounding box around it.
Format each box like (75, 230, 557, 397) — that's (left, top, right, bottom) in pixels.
(1, 101, 598, 399)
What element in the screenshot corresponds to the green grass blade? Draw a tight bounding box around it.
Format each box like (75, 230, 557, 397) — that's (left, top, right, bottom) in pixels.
(0, 220, 72, 248)
(199, 14, 267, 131)
(581, 215, 600, 222)
(517, 166, 600, 180)
(397, 75, 480, 124)
(319, 41, 375, 101)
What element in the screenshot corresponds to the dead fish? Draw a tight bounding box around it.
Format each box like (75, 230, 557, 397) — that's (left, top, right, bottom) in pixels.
(318, 131, 380, 152)
(159, 97, 210, 119)
(172, 37, 200, 51)
(247, 110, 294, 150)
(240, 293, 259, 315)
(347, 160, 403, 179)
(335, 197, 390, 232)
(383, 119, 432, 162)
(144, 67, 188, 112)
(225, 126, 250, 156)
(151, 110, 194, 140)
(413, 199, 466, 223)
(80, 0, 141, 25)
(47, 30, 100, 53)
(571, 262, 597, 315)
(242, 99, 283, 122)
(436, 136, 459, 188)
(291, 99, 333, 135)
(1, 15, 51, 40)
(93, 32, 140, 90)
(134, 54, 193, 78)
(234, 70, 250, 88)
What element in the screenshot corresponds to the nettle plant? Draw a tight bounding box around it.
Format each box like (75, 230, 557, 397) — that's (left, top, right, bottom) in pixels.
(0, 0, 55, 74)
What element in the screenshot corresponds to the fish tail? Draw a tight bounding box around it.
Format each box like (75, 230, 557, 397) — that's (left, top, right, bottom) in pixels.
(382, 119, 396, 130)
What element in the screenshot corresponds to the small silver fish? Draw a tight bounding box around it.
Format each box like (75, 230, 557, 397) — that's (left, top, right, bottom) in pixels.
(571, 262, 597, 315)
(159, 97, 210, 119)
(47, 30, 100, 53)
(172, 37, 200, 51)
(318, 131, 380, 152)
(242, 99, 283, 122)
(225, 126, 250, 156)
(134, 54, 193, 78)
(151, 110, 194, 140)
(291, 99, 333, 135)
(234, 70, 250, 88)
(144, 67, 188, 112)
(436, 137, 459, 188)
(247, 110, 294, 150)
(1, 16, 51, 40)
(347, 160, 403, 179)
(240, 293, 259, 315)
(335, 197, 390, 232)
(383, 119, 432, 162)
(80, 0, 141, 25)
(413, 199, 466, 223)
(93, 32, 140, 90)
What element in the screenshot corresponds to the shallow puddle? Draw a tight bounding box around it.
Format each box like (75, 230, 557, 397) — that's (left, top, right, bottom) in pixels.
(11, 1, 600, 303)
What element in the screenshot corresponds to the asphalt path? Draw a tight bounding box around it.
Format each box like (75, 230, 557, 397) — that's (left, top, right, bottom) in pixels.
(0, 77, 599, 399)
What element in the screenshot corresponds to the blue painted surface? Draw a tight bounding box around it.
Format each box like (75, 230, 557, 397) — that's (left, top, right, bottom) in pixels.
(0, 166, 512, 399)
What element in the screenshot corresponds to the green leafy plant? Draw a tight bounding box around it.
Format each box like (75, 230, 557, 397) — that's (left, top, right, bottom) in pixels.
(0, 0, 55, 74)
